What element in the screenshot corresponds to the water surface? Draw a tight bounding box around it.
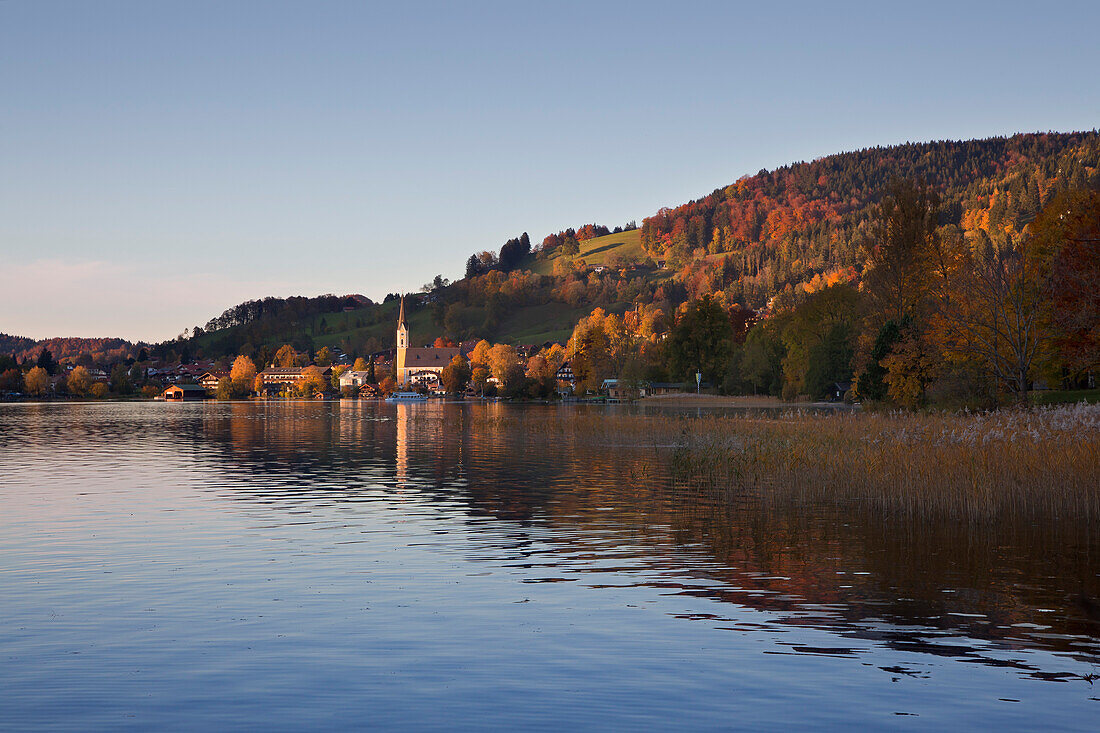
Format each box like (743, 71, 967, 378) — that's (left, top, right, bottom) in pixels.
(1, 402, 1097, 730)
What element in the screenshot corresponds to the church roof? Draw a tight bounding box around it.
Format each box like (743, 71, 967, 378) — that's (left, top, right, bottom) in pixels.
(403, 347, 460, 367)
(397, 295, 407, 329)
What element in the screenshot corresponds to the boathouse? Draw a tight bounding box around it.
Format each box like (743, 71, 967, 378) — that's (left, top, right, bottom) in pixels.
(161, 384, 207, 401)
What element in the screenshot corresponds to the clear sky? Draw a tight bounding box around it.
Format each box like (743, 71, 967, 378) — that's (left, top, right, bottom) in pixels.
(2, 0, 1098, 342)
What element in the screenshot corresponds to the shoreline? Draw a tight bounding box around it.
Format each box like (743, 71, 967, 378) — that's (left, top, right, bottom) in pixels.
(637, 393, 849, 409)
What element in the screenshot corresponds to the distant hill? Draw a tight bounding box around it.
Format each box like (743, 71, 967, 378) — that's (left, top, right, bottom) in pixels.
(0, 333, 139, 364)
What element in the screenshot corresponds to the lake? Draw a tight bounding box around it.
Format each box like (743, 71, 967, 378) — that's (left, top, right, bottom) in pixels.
(1, 401, 1097, 730)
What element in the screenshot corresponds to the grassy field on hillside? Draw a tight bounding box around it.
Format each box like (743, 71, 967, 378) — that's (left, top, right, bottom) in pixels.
(527, 229, 645, 275)
(494, 301, 631, 345)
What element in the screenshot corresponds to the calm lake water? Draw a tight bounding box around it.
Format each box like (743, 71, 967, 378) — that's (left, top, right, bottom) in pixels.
(1, 401, 1098, 730)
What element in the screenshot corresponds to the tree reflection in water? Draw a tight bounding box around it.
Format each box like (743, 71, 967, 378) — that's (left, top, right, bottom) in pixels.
(200, 400, 1100, 683)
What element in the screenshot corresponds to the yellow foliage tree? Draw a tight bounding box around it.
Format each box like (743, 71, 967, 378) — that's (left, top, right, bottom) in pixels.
(470, 340, 492, 368)
(297, 366, 327, 397)
(487, 344, 519, 382)
(273, 344, 298, 368)
(230, 355, 257, 389)
(67, 366, 92, 396)
(25, 366, 49, 396)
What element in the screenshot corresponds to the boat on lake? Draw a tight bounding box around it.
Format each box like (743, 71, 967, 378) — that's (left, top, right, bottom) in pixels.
(385, 391, 428, 402)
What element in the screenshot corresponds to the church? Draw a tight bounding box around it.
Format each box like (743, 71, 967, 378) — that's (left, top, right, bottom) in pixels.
(395, 296, 461, 386)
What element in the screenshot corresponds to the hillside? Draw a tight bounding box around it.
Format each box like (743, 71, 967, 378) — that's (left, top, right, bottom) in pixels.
(0, 333, 139, 364)
(641, 131, 1100, 306)
(159, 130, 1099, 364)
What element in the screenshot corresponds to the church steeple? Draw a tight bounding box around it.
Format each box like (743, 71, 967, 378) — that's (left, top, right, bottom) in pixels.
(396, 295, 408, 350)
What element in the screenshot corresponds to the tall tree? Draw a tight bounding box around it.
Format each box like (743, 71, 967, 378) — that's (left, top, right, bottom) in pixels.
(934, 234, 1045, 404)
(441, 355, 472, 394)
(862, 178, 940, 325)
(1029, 189, 1100, 381)
(665, 295, 734, 386)
(36, 348, 57, 376)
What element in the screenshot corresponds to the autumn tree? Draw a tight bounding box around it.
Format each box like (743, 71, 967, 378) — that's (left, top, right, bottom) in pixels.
(568, 311, 615, 393)
(326, 364, 345, 390)
(230, 355, 257, 391)
(216, 378, 235, 401)
(0, 369, 21, 392)
(67, 366, 92, 396)
(665, 295, 735, 387)
(471, 366, 490, 396)
(862, 178, 940, 324)
(737, 322, 786, 396)
(352, 357, 369, 372)
(441, 355, 472, 394)
(90, 382, 109, 399)
(856, 179, 944, 403)
(273, 344, 298, 368)
(779, 285, 863, 399)
(1029, 188, 1100, 382)
(314, 347, 333, 367)
(934, 233, 1046, 405)
(297, 366, 327, 397)
(110, 364, 133, 395)
(469, 340, 492, 369)
(24, 366, 48, 396)
(487, 344, 519, 382)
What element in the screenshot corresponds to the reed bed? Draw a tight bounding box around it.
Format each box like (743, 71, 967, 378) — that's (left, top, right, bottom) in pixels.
(478, 403, 1100, 522)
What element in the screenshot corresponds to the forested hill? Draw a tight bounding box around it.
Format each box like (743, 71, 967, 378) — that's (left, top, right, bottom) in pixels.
(165, 130, 1099, 363)
(0, 333, 138, 364)
(640, 131, 1100, 306)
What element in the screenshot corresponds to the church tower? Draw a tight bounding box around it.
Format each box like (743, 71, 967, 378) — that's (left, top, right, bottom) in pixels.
(396, 295, 409, 384)
(396, 295, 409, 350)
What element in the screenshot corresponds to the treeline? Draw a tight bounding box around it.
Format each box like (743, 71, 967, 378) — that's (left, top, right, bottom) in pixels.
(198, 294, 370, 334)
(464, 222, 639, 278)
(1, 344, 159, 399)
(465, 233, 532, 277)
(0, 333, 139, 365)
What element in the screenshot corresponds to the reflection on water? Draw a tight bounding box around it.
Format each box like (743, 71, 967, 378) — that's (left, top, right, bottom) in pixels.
(1, 401, 1097, 730)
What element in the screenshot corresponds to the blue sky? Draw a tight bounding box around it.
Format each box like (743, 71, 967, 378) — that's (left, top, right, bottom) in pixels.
(2, 0, 1098, 342)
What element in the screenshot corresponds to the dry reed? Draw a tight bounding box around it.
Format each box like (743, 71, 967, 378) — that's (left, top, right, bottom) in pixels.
(477, 403, 1100, 523)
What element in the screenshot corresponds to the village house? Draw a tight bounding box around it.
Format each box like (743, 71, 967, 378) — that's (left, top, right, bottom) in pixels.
(197, 370, 230, 392)
(338, 370, 373, 390)
(555, 361, 575, 384)
(259, 366, 333, 386)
